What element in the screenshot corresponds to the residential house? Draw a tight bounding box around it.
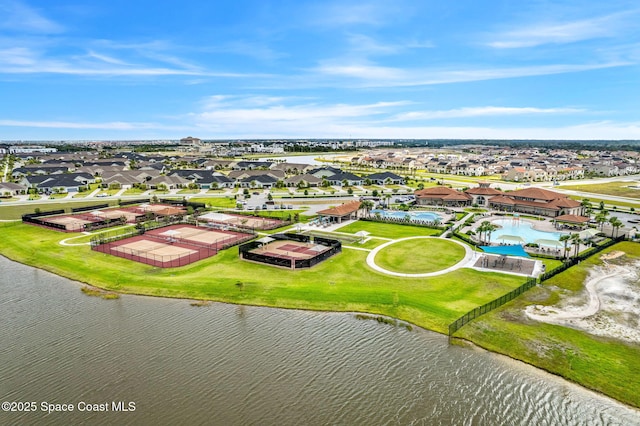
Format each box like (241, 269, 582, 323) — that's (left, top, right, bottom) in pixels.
(21, 172, 95, 193)
(365, 172, 405, 185)
(284, 174, 322, 188)
(146, 175, 190, 190)
(238, 174, 278, 188)
(0, 182, 27, 196)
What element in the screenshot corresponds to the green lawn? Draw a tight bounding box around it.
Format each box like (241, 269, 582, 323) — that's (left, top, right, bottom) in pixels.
(335, 220, 442, 239)
(122, 188, 148, 196)
(568, 195, 640, 210)
(0, 199, 120, 220)
(375, 239, 466, 274)
(456, 241, 640, 408)
(186, 197, 236, 208)
(2, 218, 639, 408)
(0, 221, 524, 335)
(49, 193, 69, 199)
(560, 181, 640, 199)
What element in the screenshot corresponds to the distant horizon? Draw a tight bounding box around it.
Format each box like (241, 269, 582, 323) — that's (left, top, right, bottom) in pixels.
(1, 1, 639, 140)
(3, 138, 640, 145)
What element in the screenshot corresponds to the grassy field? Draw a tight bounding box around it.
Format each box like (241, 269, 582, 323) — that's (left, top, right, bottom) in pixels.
(335, 220, 442, 239)
(456, 241, 640, 408)
(122, 188, 147, 196)
(185, 197, 236, 208)
(0, 221, 524, 334)
(0, 199, 120, 220)
(560, 181, 640, 199)
(375, 239, 466, 274)
(567, 195, 640, 210)
(2, 218, 639, 408)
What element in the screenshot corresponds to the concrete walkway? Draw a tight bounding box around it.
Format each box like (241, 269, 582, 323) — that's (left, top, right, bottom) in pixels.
(365, 236, 475, 277)
(439, 212, 474, 238)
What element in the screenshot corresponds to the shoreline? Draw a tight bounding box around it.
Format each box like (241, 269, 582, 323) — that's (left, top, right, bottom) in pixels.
(4, 251, 639, 413)
(2, 249, 640, 412)
(0, 217, 639, 409)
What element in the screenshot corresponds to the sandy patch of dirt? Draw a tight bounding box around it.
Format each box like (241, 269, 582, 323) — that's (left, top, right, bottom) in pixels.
(525, 260, 640, 344)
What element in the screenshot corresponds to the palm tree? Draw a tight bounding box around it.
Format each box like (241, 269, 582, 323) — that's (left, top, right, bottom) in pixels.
(595, 210, 609, 230)
(477, 221, 490, 244)
(477, 221, 497, 244)
(559, 234, 571, 259)
(360, 200, 374, 217)
(571, 233, 581, 258)
(609, 217, 623, 238)
(581, 198, 593, 216)
(485, 223, 498, 244)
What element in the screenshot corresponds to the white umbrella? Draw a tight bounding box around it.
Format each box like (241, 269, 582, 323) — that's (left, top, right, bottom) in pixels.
(159, 229, 181, 237)
(578, 228, 600, 239)
(256, 236, 275, 244)
(355, 231, 370, 238)
(535, 239, 563, 248)
(496, 235, 525, 245)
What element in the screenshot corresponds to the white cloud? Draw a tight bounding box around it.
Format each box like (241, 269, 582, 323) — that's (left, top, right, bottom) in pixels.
(192, 121, 640, 140)
(194, 97, 408, 122)
(0, 119, 186, 131)
(345, 33, 434, 56)
(310, 61, 630, 88)
(0, 0, 64, 33)
(392, 106, 585, 121)
(486, 11, 636, 49)
(0, 46, 267, 77)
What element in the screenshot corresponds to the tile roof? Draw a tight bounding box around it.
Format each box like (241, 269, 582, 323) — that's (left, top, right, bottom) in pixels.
(555, 214, 590, 223)
(317, 200, 361, 217)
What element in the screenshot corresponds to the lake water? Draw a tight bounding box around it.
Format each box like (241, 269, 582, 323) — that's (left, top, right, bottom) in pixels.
(258, 154, 343, 165)
(1, 256, 639, 425)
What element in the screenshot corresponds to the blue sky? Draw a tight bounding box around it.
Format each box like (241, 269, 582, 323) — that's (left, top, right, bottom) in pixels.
(1, 0, 639, 140)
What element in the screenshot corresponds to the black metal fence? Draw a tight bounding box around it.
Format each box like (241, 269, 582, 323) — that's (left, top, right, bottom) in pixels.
(83, 217, 126, 232)
(157, 198, 206, 210)
(238, 233, 341, 269)
(22, 209, 67, 230)
(538, 235, 625, 281)
(239, 242, 293, 268)
(448, 235, 628, 337)
(22, 209, 65, 219)
(119, 198, 149, 206)
(71, 204, 109, 213)
(448, 278, 537, 336)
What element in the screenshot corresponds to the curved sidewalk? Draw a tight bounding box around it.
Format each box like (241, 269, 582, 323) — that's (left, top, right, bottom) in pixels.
(365, 236, 475, 277)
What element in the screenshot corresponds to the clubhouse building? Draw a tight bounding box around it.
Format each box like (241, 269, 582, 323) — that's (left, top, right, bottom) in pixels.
(415, 184, 584, 218)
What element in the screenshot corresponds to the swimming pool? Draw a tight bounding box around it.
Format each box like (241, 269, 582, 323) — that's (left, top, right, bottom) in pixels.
(371, 209, 442, 222)
(489, 218, 565, 244)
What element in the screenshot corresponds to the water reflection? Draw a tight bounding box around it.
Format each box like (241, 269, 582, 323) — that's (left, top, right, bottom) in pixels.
(0, 256, 638, 425)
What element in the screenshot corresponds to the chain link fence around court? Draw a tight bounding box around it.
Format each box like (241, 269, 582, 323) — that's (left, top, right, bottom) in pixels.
(448, 235, 629, 337)
(91, 222, 255, 268)
(91, 234, 217, 268)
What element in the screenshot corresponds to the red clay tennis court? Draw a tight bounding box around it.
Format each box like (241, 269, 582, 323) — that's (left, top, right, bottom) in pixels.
(198, 212, 285, 230)
(92, 224, 254, 267)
